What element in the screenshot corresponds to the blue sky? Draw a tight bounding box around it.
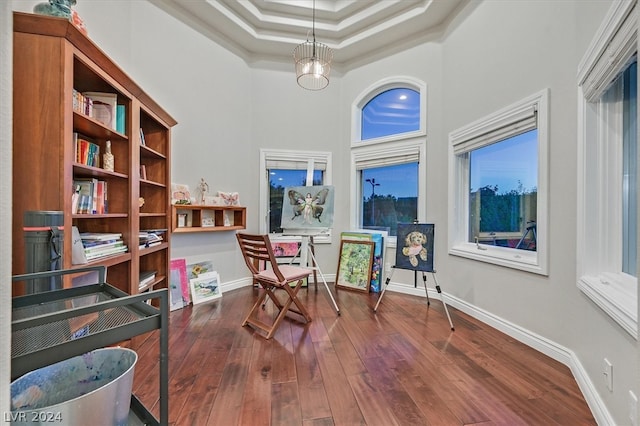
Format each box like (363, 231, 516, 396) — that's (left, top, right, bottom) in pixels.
(470, 130, 538, 194)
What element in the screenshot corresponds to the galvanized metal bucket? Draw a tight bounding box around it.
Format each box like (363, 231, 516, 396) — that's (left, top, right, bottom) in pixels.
(10, 348, 138, 426)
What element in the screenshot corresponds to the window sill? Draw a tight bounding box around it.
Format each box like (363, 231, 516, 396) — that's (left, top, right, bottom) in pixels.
(577, 273, 637, 338)
(449, 242, 546, 275)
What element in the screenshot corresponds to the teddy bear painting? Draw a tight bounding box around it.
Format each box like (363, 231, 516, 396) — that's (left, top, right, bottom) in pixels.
(395, 223, 435, 272)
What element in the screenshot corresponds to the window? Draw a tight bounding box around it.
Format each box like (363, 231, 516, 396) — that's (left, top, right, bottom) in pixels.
(361, 88, 420, 140)
(351, 78, 427, 238)
(469, 130, 538, 250)
(360, 162, 419, 236)
(449, 90, 549, 275)
(577, 0, 637, 337)
(260, 149, 332, 240)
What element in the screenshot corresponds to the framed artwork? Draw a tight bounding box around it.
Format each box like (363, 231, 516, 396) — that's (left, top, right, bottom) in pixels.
(169, 259, 188, 310)
(280, 185, 335, 232)
(335, 240, 375, 293)
(190, 271, 222, 305)
(171, 183, 191, 205)
(341, 230, 386, 293)
(395, 223, 435, 272)
(271, 241, 301, 263)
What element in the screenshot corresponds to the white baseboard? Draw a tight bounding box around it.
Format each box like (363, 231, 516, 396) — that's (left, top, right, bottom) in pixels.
(385, 281, 613, 425)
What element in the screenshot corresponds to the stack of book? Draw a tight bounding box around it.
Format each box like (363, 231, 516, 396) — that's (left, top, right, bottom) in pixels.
(139, 230, 165, 249)
(139, 270, 157, 291)
(80, 232, 127, 261)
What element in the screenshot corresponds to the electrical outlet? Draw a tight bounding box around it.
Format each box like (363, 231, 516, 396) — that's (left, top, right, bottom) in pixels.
(630, 390, 638, 426)
(603, 358, 613, 392)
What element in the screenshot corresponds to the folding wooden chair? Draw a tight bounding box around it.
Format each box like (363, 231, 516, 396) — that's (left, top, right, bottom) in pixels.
(236, 233, 312, 339)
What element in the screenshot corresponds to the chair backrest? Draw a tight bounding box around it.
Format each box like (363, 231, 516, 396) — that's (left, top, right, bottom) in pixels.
(236, 233, 285, 282)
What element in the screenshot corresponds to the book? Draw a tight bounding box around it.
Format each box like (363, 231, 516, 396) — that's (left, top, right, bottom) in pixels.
(83, 91, 117, 130)
(139, 128, 146, 146)
(116, 105, 126, 133)
(71, 226, 88, 265)
(80, 232, 123, 241)
(71, 184, 81, 214)
(139, 270, 157, 289)
(73, 178, 96, 214)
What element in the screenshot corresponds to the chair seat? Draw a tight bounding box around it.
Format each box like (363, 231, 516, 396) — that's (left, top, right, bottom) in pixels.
(256, 265, 311, 285)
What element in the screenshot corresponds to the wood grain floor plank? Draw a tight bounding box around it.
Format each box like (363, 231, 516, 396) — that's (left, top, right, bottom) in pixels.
(132, 285, 595, 426)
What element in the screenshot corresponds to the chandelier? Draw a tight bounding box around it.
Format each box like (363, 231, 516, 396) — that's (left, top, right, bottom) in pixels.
(293, 0, 333, 90)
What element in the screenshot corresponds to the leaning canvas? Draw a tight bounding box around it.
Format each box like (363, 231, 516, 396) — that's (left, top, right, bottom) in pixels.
(280, 185, 335, 232)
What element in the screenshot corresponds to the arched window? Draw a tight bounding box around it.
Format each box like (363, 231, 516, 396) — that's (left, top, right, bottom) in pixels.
(361, 88, 420, 140)
(351, 78, 427, 237)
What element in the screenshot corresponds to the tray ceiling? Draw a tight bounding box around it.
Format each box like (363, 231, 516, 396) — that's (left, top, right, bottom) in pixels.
(149, 0, 469, 71)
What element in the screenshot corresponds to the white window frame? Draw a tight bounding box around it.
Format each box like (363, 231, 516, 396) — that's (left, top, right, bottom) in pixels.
(448, 89, 550, 275)
(259, 148, 333, 244)
(576, 0, 637, 338)
(351, 76, 427, 147)
(350, 77, 428, 243)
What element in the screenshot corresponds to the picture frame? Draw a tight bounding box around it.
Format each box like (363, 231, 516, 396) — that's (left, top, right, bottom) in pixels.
(190, 271, 222, 304)
(169, 258, 188, 310)
(395, 223, 435, 272)
(335, 240, 375, 293)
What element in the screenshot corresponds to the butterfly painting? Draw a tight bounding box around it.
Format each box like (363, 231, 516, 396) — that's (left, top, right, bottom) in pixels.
(280, 185, 335, 231)
(218, 191, 239, 206)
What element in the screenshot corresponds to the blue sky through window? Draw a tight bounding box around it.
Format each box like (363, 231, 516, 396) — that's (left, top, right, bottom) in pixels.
(362, 88, 420, 140)
(361, 163, 418, 199)
(470, 130, 538, 194)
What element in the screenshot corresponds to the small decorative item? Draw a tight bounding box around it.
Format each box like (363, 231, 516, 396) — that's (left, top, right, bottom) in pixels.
(190, 271, 222, 305)
(33, 0, 88, 35)
(171, 183, 191, 205)
(218, 191, 240, 206)
(177, 214, 187, 228)
(138, 197, 145, 209)
(198, 178, 209, 205)
(103, 140, 114, 172)
(34, 0, 74, 19)
(335, 240, 375, 293)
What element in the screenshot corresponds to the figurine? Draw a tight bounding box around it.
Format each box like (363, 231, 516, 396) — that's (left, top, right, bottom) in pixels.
(33, 0, 75, 19)
(34, 0, 87, 35)
(198, 178, 209, 205)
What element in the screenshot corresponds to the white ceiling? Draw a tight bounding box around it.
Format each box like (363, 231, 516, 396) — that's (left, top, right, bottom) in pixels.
(149, 0, 469, 72)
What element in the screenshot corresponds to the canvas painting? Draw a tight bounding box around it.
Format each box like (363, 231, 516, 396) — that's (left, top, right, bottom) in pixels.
(190, 271, 222, 304)
(169, 259, 188, 310)
(395, 223, 435, 272)
(342, 230, 386, 292)
(335, 240, 375, 293)
(280, 185, 335, 231)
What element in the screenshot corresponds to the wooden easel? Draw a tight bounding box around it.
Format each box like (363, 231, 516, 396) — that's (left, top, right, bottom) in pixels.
(288, 233, 340, 315)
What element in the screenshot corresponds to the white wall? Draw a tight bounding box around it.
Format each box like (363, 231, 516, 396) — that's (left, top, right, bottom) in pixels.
(8, 1, 637, 423)
(439, 1, 636, 423)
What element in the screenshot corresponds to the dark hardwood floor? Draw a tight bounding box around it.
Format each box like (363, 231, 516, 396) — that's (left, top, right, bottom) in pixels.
(132, 283, 596, 425)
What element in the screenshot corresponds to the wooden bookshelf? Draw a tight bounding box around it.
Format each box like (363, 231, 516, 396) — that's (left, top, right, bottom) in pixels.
(12, 12, 176, 296)
(172, 205, 246, 233)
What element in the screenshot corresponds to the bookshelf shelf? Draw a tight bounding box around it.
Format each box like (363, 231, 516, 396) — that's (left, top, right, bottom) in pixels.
(12, 12, 176, 301)
(171, 205, 246, 233)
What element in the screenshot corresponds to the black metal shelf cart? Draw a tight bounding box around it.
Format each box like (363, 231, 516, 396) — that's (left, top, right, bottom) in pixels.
(11, 266, 169, 425)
